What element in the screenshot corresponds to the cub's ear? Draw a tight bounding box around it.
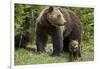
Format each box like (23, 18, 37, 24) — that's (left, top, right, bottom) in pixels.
(48, 6, 54, 12)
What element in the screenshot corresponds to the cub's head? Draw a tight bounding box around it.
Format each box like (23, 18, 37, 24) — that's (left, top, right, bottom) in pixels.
(69, 40, 79, 52)
(46, 7, 66, 26)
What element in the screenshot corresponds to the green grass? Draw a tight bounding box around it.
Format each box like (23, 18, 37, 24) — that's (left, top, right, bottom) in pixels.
(15, 39, 94, 65)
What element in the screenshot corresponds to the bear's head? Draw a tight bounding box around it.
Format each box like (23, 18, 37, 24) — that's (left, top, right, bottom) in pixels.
(46, 7, 66, 26)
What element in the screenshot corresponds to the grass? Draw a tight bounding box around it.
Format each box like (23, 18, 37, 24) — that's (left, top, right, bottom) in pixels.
(15, 39, 94, 65)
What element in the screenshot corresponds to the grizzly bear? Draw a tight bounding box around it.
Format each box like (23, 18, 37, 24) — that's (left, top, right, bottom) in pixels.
(36, 6, 82, 57)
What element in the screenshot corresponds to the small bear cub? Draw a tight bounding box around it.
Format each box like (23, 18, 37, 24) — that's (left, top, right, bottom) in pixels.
(69, 40, 80, 61)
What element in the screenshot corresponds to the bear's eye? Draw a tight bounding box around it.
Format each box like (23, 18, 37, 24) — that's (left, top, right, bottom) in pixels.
(57, 15, 61, 18)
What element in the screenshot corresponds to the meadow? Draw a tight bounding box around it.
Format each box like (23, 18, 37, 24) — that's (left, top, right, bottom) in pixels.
(15, 39, 94, 65)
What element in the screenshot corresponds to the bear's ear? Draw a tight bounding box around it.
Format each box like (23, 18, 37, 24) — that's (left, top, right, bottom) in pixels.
(48, 6, 54, 12)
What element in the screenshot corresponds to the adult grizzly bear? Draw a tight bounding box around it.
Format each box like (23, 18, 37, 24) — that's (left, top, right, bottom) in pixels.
(36, 6, 82, 57)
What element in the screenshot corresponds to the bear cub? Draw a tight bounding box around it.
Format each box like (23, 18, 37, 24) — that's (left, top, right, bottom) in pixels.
(69, 40, 81, 61)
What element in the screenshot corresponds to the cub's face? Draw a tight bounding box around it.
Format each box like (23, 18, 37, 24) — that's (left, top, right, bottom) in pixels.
(69, 40, 79, 52)
(47, 7, 66, 26)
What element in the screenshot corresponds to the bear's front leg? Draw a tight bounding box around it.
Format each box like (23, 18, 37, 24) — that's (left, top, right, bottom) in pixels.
(36, 29, 48, 53)
(50, 27, 63, 56)
(69, 51, 74, 61)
